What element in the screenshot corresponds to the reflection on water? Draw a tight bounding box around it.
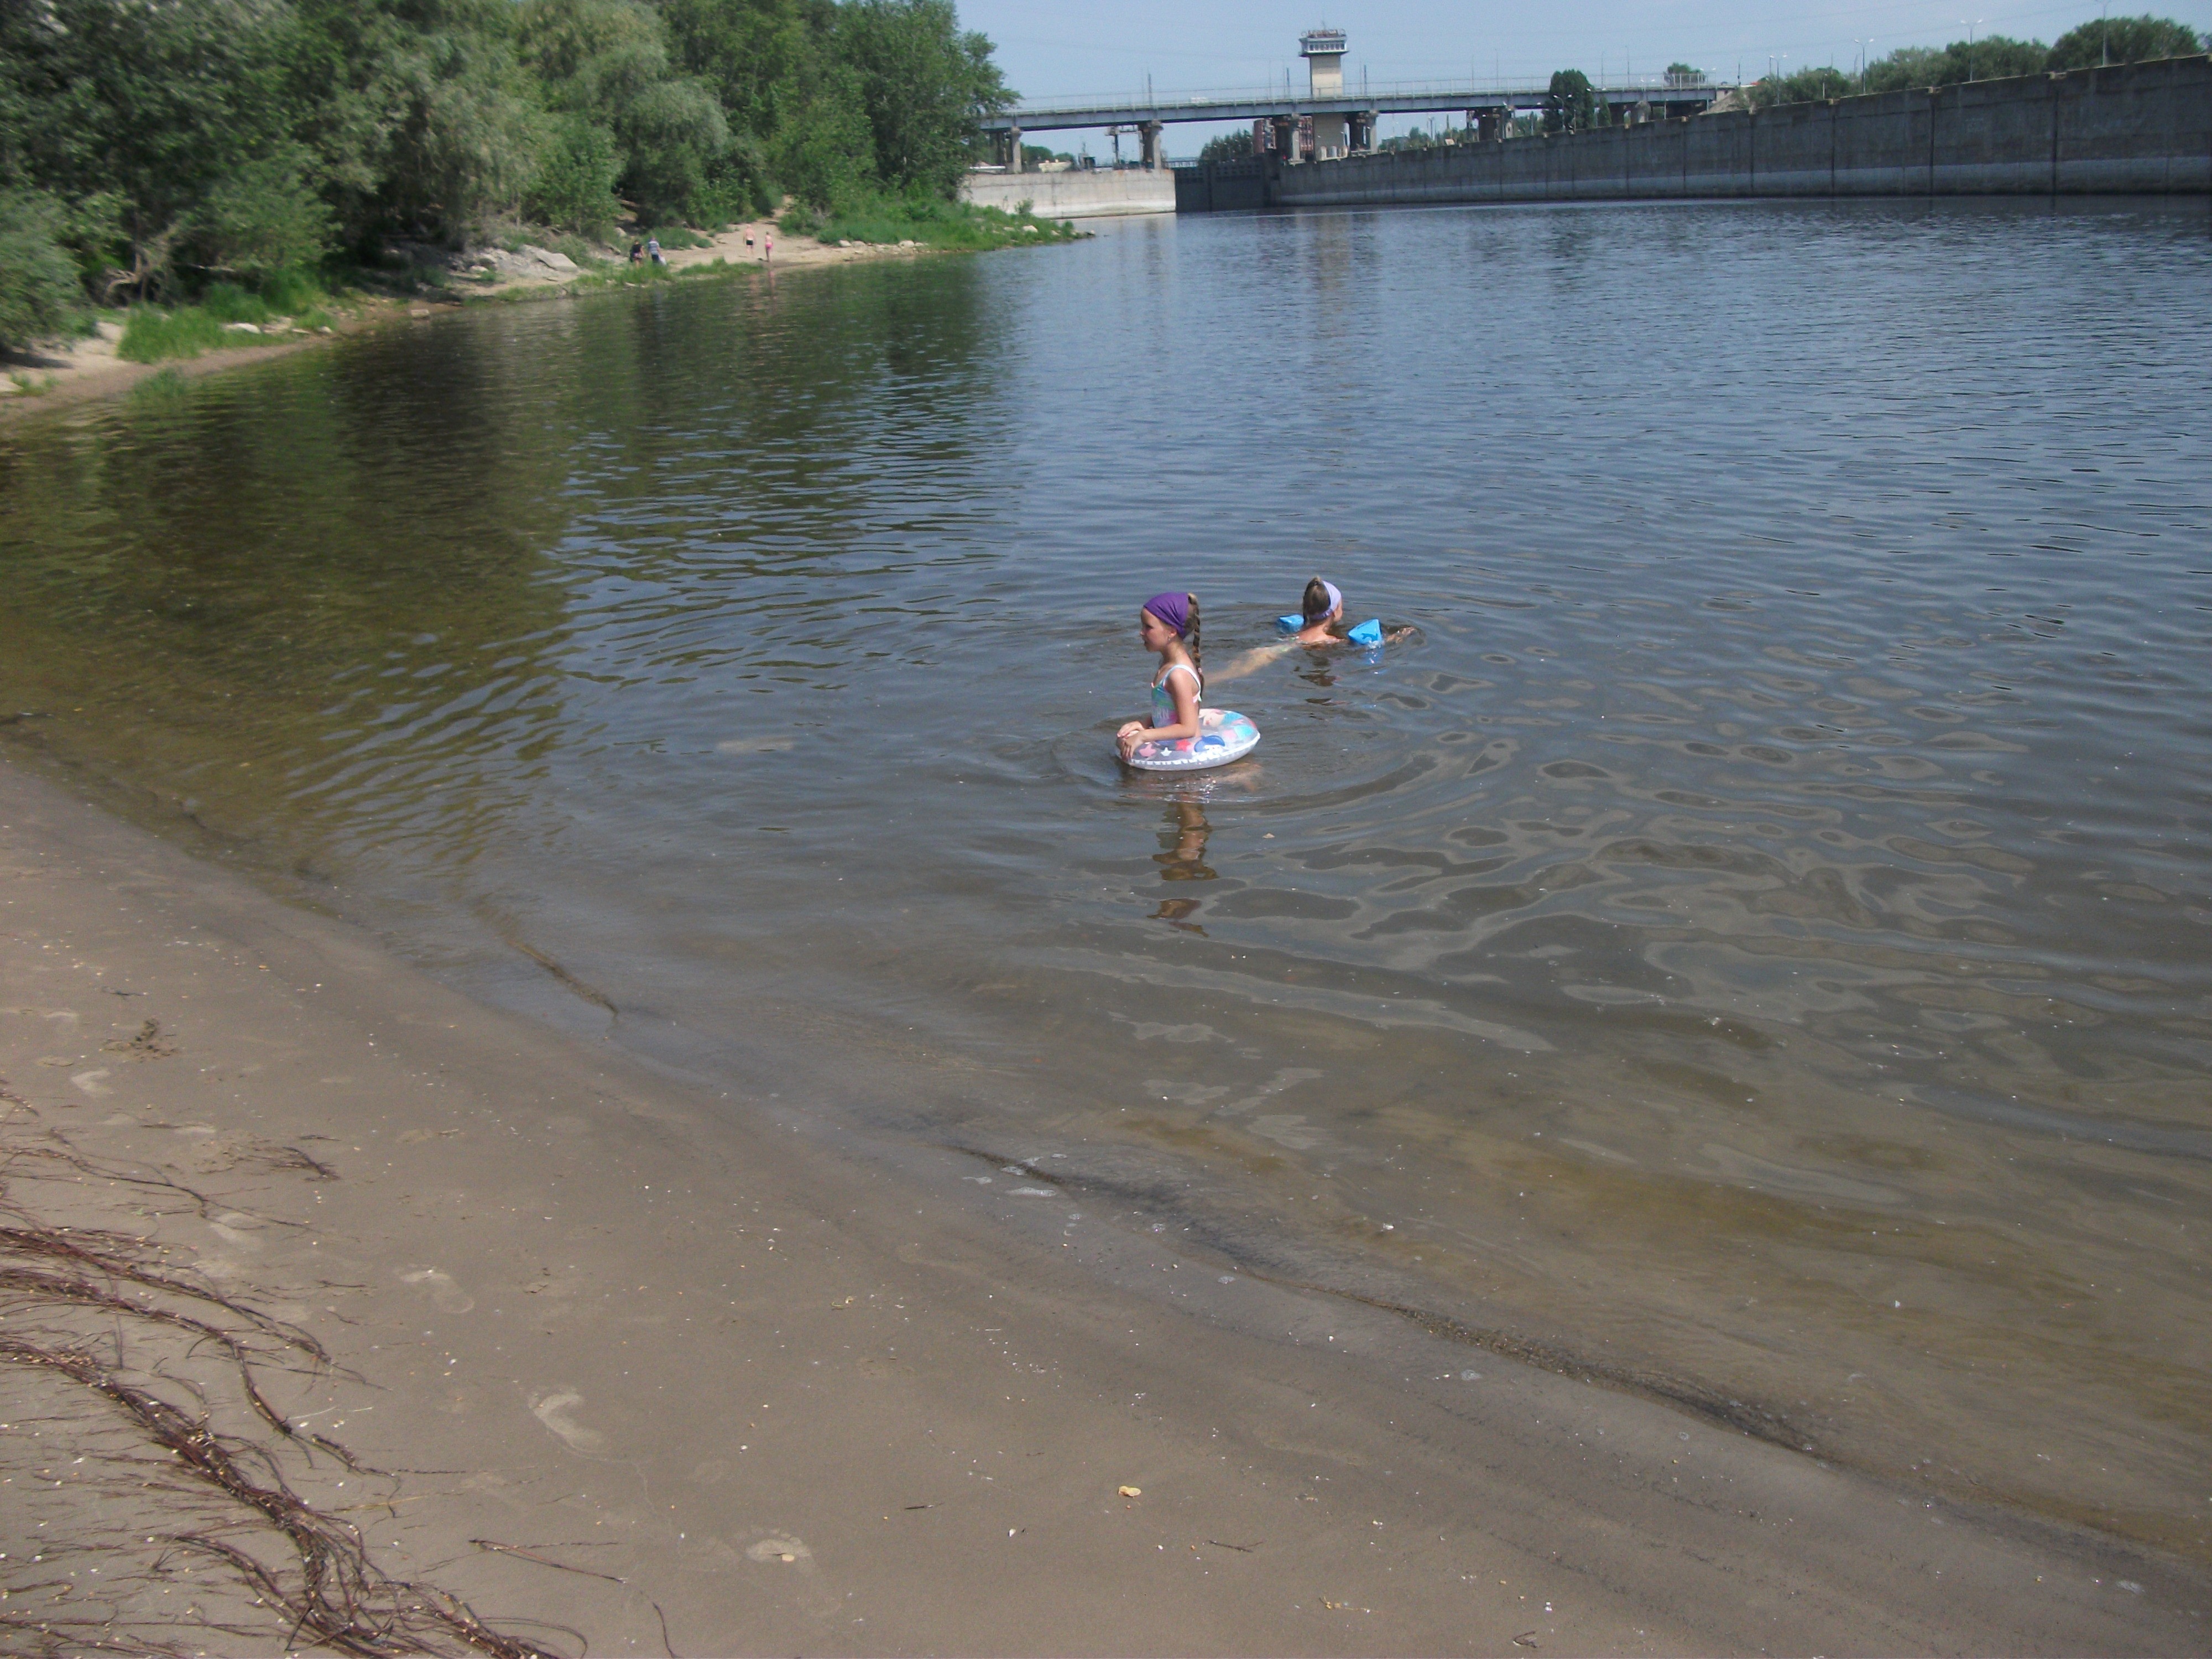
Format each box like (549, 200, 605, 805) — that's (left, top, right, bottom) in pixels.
(3, 199, 2209, 1559)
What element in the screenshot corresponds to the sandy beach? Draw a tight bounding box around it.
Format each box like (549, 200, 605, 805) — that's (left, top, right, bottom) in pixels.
(2, 756, 2203, 1653)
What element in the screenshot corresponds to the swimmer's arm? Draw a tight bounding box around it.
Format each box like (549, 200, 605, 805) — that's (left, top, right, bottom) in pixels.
(1206, 643, 1295, 684)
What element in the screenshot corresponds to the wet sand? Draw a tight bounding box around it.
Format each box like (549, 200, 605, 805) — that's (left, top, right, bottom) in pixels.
(1, 756, 2201, 1655)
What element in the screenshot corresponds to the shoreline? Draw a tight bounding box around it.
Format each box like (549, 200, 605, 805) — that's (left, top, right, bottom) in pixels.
(3, 755, 2203, 1653)
(0, 217, 971, 429)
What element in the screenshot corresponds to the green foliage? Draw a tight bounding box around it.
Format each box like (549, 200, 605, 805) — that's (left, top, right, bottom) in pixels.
(1955, 34, 2052, 81)
(1766, 17, 2206, 108)
(118, 278, 332, 362)
(1746, 65, 1859, 108)
(1, 0, 304, 295)
(776, 61, 880, 208)
(528, 116, 624, 237)
(195, 147, 337, 280)
(118, 304, 228, 363)
(0, 0, 1037, 326)
(0, 192, 86, 351)
(2048, 14, 2204, 70)
(1197, 130, 1255, 164)
(517, 0, 751, 223)
(831, 1, 1011, 199)
(659, 0, 822, 143)
(1543, 70, 1597, 134)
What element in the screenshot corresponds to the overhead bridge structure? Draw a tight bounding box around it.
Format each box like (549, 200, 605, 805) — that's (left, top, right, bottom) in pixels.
(978, 61, 1728, 171)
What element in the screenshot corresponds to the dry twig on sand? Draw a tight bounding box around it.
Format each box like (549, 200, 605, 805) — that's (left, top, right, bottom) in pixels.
(0, 1131, 566, 1657)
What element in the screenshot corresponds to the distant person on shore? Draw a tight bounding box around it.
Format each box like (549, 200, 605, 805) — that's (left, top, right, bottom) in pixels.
(1116, 592, 1204, 760)
(764, 231, 773, 264)
(647, 234, 665, 266)
(628, 239, 643, 265)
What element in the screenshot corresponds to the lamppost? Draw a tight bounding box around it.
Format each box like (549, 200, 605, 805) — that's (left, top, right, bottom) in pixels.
(1960, 18, 1984, 82)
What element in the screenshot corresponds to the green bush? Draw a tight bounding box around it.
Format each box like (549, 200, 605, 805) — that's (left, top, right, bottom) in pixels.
(116, 272, 332, 362)
(2048, 14, 2204, 70)
(118, 305, 227, 362)
(529, 117, 624, 238)
(0, 191, 85, 351)
(193, 147, 336, 280)
(1543, 70, 1596, 133)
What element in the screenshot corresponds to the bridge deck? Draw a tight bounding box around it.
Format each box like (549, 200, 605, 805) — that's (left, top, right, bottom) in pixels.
(982, 81, 1726, 133)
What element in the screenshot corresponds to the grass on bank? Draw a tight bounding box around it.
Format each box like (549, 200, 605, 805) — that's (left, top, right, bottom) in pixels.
(782, 191, 1076, 251)
(118, 273, 337, 364)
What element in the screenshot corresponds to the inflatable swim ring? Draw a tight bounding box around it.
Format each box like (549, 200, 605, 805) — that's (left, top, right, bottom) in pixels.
(1121, 708, 1261, 773)
(1277, 615, 1386, 646)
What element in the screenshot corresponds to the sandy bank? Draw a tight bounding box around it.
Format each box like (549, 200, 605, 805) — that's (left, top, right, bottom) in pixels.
(1, 758, 2200, 1654)
(0, 310, 388, 425)
(0, 221, 936, 429)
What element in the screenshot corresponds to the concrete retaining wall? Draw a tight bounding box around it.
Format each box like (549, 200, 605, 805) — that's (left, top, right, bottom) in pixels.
(961, 169, 1175, 218)
(1191, 56, 2209, 212)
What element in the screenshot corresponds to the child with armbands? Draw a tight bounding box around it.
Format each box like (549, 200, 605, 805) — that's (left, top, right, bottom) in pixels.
(1279, 576, 1414, 648)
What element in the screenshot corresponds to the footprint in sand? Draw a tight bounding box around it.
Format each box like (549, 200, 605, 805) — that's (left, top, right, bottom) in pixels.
(744, 1533, 839, 1617)
(210, 1211, 267, 1250)
(398, 1266, 477, 1314)
(745, 1535, 812, 1564)
(529, 1390, 608, 1453)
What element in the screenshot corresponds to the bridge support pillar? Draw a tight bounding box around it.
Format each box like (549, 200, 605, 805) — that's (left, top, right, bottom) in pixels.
(1270, 113, 1298, 163)
(1139, 120, 1164, 169)
(1006, 125, 1024, 172)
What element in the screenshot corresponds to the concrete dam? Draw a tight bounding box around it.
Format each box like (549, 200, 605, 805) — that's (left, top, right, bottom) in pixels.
(1176, 55, 2212, 212)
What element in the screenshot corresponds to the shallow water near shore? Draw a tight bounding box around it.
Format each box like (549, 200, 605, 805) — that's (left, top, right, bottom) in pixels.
(3, 197, 2209, 1559)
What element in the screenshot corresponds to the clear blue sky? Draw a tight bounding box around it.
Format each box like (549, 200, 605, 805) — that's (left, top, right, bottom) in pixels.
(956, 0, 2212, 154)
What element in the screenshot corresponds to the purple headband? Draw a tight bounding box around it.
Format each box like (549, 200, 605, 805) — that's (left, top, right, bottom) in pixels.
(1318, 580, 1343, 618)
(1142, 591, 1192, 636)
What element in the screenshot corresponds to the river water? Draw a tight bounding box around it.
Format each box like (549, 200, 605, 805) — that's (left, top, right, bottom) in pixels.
(4, 197, 2209, 1559)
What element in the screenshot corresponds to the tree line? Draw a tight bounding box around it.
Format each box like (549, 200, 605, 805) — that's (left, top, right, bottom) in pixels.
(0, 0, 1011, 349)
(1738, 13, 2203, 114)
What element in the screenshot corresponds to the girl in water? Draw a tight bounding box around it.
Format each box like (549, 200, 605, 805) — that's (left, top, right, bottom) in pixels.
(1287, 575, 1347, 645)
(1116, 591, 1203, 760)
(1286, 576, 1415, 646)
(1210, 576, 1411, 684)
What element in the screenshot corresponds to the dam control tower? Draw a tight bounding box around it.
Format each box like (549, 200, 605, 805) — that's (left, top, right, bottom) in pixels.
(1301, 27, 1352, 160)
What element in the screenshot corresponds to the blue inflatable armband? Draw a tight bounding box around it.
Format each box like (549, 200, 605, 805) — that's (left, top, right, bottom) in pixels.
(1347, 618, 1384, 647)
(1277, 613, 1305, 633)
